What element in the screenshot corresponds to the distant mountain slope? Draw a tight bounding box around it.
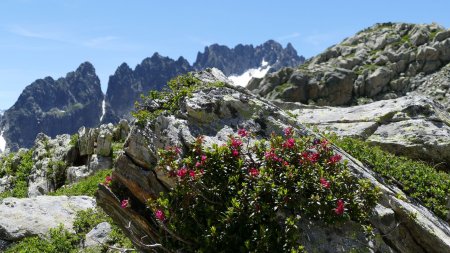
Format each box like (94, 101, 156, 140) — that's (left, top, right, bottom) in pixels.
(0, 62, 103, 149)
(249, 23, 450, 111)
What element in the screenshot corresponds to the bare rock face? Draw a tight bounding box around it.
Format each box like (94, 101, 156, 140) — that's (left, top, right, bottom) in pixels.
(277, 95, 450, 167)
(249, 23, 450, 112)
(0, 62, 103, 150)
(0, 196, 95, 241)
(96, 69, 450, 253)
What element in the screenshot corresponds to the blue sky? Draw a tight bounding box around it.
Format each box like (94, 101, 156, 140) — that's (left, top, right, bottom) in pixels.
(0, 0, 449, 109)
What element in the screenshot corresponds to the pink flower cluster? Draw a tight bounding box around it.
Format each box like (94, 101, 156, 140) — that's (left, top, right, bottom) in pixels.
(320, 177, 330, 189)
(155, 209, 166, 221)
(301, 151, 320, 163)
(121, 199, 129, 208)
(103, 175, 112, 186)
(334, 199, 345, 215)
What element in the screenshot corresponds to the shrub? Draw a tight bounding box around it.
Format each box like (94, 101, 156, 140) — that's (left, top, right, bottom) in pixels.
(144, 128, 379, 252)
(332, 136, 450, 219)
(0, 149, 34, 198)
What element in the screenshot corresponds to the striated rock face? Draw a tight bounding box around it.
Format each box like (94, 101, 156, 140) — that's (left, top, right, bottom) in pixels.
(193, 40, 305, 76)
(277, 95, 450, 167)
(249, 23, 450, 111)
(103, 54, 193, 123)
(0, 196, 95, 241)
(96, 69, 450, 253)
(0, 62, 103, 150)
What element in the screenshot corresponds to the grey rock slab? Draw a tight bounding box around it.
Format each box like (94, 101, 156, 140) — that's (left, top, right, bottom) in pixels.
(84, 222, 112, 247)
(0, 196, 95, 241)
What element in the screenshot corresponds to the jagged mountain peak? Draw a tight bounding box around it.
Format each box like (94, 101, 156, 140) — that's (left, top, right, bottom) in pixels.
(193, 40, 304, 76)
(1, 63, 103, 149)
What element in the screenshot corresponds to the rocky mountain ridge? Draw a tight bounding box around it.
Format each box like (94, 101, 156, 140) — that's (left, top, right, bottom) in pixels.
(0, 40, 303, 150)
(249, 22, 450, 111)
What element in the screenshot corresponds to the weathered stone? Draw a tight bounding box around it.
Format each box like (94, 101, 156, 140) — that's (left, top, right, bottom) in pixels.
(0, 196, 95, 241)
(28, 134, 72, 197)
(66, 165, 89, 184)
(84, 222, 112, 248)
(96, 124, 114, 156)
(365, 67, 392, 97)
(88, 154, 112, 172)
(78, 127, 99, 156)
(434, 30, 450, 42)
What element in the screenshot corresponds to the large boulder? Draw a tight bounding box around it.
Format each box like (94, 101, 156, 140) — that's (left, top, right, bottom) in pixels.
(96, 69, 450, 253)
(0, 196, 95, 241)
(277, 95, 450, 167)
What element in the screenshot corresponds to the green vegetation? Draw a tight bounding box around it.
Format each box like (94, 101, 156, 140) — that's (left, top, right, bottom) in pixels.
(146, 129, 379, 252)
(5, 225, 79, 253)
(111, 142, 124, 162)
(274, 82, 293, 93)
(0, 149, 34, 198)
(132, 73, 225, 126)
(69, 133, 79, 148)
(6, 208, 133, 253)
(332, 136, 450, 219)
(51, 169, 112, 197)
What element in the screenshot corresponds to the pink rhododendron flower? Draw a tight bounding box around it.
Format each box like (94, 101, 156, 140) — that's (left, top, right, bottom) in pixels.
(195, 161, 202, 167)
(334, 199, 345, 215)
(249, 168, 260, 177)
(302, 151, 320, 163)
(328, 154, 342, 164)
(265, 149, 281, 162)
(232, 149, 239, 157)
(283, 138, 295, 149)
(121, 199, 129, 208)
(283, 127, 293, 136)
(231, 138, 242, 148)
(103, 175, 112, 186)
(155, 209, 165, 221)
(320, 178, 331, 189)
(201, 155, 207, 162)
(238, 128, 248, 137)
(189, 170, 196, 178)
(177, 167, 188, 178)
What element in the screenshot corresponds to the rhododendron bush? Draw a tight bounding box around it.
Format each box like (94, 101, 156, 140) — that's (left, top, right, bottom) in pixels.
(147, 128, 379, 252)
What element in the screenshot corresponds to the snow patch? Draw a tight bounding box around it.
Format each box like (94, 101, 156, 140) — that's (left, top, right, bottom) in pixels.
(0, 131, 6, 153)
(229, 59, 270, 87)
(100, 99, 106, 122)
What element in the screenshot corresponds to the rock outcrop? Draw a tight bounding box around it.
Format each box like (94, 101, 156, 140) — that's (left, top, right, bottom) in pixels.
(277, 94, 450, 167)
(249, 23, 450, 111)
(96, 69, 450, 253)
(0, 196, 95, 241)
(0, 62, 103, 150)
(0, 121, 130, 197)
(193, 40, 305, 76)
